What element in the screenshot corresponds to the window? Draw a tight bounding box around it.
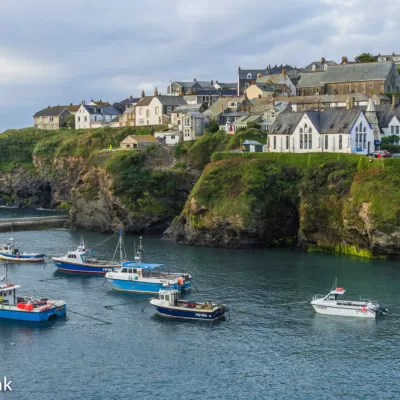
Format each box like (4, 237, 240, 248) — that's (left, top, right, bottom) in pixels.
(340, 84, 343, 94)
(49, 117, 54, 122)
(308, 134, 312, 149)
(273, 136, 276, 149)
(363, 133, 366, 148)
(308, 127, 312, 133)
(94, 116, 97, 122)
(362, 83, 366, 93)
(78, 116, 80, 122)
(286, 136, 289, 150)
(304, 134, 308, 149)
(171, 135, 175, 139)
(146, 110, 150, 118)
(347, 84, 350, 93)
(356, 127, 358, 132)
(397, 126, 399, 134)
(354, 83, 357, 92)
(167, 106, 172, 113)
(247, 73, 252, 79)
(299, 128, 303, 133)
(356, 133, 359, 147)
(155, 107, 159, 115)
(325, 135, 328, 150)
(139, 108, 143, 115)
(300, 134, 303, 149)
(245, 83, 250, 89)
(339, 135, 342, 150)
(84, 116, 87, 122)
(392, 126, 395, 134)
(363, 127, 366, 132)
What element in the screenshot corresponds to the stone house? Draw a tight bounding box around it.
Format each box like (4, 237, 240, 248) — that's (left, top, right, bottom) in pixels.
(268, 99, 379, 155)
(135, 89, 187, 126)
(33, 105, 79, 130)
(297, 62, 400, 96)
(120, 135, 159, 150)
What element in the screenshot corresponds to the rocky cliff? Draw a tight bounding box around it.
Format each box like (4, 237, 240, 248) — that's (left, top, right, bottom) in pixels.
(165, 153, 400, 258)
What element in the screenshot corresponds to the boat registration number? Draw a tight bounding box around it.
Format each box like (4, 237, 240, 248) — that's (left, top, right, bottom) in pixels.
(103, 268, 113, 272)
(195, 313, 209, 318)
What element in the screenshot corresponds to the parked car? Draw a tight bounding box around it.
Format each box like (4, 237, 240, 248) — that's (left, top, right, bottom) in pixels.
(392, 153, 400, 158)
(367, 150, 392, 158)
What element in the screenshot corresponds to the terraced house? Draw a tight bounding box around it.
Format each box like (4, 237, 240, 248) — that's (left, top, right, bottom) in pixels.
(33, 105, 79, 130)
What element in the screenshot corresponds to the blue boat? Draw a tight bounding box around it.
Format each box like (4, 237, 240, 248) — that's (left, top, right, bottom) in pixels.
(150, 289, 228, 321)
(105, 237, 192, 294)
(0, 270, 66, 322)
(51, 233, 124, 275)
(0, 238, 44, 263)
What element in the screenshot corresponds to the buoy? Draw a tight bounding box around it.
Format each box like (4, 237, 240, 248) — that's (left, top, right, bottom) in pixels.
(178, 277, 183, 286)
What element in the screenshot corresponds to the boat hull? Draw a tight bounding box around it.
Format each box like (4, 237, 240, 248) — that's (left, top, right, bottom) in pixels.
(0, 252, 44, 262)
(52, 259, 117, 275)
(0, 304, 67, 322)
(109, 279, 181, 294)
(311, 303, 376, 318)
(152, 305, 225, 321)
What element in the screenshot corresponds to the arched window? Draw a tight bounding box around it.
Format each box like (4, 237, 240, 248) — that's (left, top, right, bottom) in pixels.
(146, 110, 150, 118)
(356, 127, 358, 132)
(247, 73, 252, 79)
(359, 122, 362, 131)
(363, 127, 366, 132)
(309, 127, 312, 133)
(299, 128, 303, 133)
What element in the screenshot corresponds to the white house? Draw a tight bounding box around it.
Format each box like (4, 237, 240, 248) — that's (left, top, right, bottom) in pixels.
(135, 89, 187, 126)
(154, 131, 182, 145)
(75, 103, 122, 129)
(268, 107, 377, 154)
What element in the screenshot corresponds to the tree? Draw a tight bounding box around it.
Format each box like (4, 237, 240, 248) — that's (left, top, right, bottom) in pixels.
(355, 53, 376, 63)
(208, 118, 220, 133)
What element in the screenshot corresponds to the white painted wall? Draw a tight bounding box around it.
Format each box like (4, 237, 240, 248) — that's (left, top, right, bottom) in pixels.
(382, 116, 400, 136)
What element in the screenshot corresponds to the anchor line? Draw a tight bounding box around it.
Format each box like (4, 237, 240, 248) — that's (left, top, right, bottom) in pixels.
(90, 233, 118, 250)
(67, 310, 112, 325)
(104, 299, 150, 309)
(264, 300, 310, 307)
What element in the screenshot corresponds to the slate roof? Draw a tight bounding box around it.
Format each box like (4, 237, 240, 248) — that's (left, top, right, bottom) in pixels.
(172, 104, 204, 113)
(304, 60, 338, 72)
(243, 140, 263, 145)
(33, 106, 76, 117)
(120, 97, 141, 105)
(202, 96, 246, 117)
(136, 96, 154, 107)
(269, 108, 363, 135)
(215, 82, 237, 89)
(375, 104, 400, 127)
(297, 62, 394, 88)
(156, 95, 187, 107)
(174, 80, 214, 90)
(238, 65, 296, 79)
(83, 105, 122, 116)
(232, 115, 263, 125)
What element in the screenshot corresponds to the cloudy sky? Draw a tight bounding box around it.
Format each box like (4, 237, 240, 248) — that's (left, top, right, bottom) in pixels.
(0, 0, 398, 131)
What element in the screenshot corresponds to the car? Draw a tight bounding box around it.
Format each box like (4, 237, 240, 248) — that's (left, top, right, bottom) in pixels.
(392, 153, 400, 158)
(367, 150, 392, 158)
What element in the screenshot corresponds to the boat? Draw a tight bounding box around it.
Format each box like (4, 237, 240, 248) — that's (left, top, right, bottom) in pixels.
(311, 280, 387, 318)
(0, 238, 44, 262)
(105, 237, 192, 294)
(0, 267, 66, 322)
(150, 289, 228, 321)
(51, 232, 124, 275)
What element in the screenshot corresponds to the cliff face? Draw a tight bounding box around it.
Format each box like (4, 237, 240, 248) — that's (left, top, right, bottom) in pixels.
(166, 154, 400, 257)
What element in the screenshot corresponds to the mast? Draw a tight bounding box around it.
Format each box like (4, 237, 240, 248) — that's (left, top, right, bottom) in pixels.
(119, 229, 123, 262)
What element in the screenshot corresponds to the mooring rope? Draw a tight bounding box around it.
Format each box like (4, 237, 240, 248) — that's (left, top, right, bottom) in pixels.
(67, 309, 112, 325)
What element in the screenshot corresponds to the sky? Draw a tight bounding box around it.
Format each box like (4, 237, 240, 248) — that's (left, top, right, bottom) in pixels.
(0, 0, 399, 131)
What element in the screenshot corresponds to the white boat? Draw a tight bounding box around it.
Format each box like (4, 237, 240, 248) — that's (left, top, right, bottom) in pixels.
(311, 281, 387, 318)
(0, 238, 44, 262)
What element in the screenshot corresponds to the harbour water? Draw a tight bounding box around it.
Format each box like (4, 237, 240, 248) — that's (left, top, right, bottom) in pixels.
(1, 225, 400, 399)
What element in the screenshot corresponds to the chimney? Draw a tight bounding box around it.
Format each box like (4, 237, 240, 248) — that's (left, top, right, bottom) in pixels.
(194, 78, 196, 82)
(350, 96, 355, 109)
(241, 103, 245, 112)
(392, 95, 397, 110)
(251, 79, 255, 85)
(141, 90, 145, 98)
(154, 87, 159, 97)
(341, 56, 348, 64)
(282, 68, 287, 77)
(321, 57, 326, 64)
(346, 97, 351, 110)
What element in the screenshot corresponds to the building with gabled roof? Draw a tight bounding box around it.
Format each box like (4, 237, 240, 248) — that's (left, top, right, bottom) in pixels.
(304, 57, 338, 72)
(75, 103, 122, 129)
(33, 105, 79, 130)
(297, 62, 400, 96)
(120, 135, 159, 150)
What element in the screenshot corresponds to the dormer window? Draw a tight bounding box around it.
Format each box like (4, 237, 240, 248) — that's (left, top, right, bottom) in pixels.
(324, 64, 328, 71)
(378, 56, 387, 62)
(312, 64, 316, 71)
(247, 73, 252, 79)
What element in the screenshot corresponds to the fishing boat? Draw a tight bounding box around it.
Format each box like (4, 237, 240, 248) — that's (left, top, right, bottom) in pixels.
(311, 280, 387, 318)
(150, 289, 228, 321)
(51, 232, 125, 275)
(0, 238, 44, 262)
(105, 237, 192, 294)
(0, 267, 66, 322)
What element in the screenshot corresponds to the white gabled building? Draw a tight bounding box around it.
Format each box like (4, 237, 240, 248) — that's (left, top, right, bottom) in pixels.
(182, 111, 206, 141)
(75, 103, 122, 129)
(268, 99, 379, 154)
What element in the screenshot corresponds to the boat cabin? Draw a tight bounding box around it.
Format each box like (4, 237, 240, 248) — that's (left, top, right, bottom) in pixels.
(325, 288, 346, 301)
(0, 239, 18, 256)
(0, 283, 19, 306)
(158, 289, 178, 306)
